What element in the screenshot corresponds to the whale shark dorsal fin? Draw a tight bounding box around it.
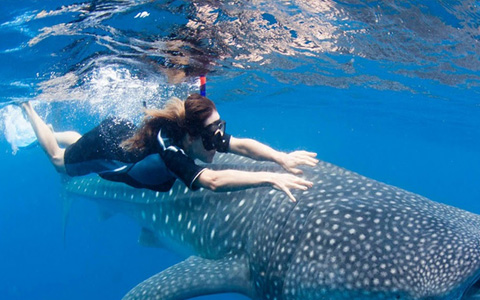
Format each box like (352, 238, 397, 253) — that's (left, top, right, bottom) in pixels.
(123, 255, 254, 299)
(60, 195, 73, 247)
(59, 175, 74, 247)
(138, 228, 163, 248)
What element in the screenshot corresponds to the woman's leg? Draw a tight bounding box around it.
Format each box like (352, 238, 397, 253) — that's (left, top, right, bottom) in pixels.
(53, 130, 82, 148)
(21, 102, 67, 173)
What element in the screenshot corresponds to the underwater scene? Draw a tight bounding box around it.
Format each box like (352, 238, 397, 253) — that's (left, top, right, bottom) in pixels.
(0, 0, 479, 299)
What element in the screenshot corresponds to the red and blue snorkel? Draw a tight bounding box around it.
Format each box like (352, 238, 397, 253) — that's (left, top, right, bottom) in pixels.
(199, 75, 207, 96)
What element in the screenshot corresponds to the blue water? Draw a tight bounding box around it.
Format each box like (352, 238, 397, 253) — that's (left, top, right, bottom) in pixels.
(0, 1, 479, 299)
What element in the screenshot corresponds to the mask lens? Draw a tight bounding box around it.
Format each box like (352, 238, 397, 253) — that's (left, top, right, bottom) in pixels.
(201, 120, 226, 150)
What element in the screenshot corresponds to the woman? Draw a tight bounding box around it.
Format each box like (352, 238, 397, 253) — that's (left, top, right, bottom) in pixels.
(21, 94, 318, 202)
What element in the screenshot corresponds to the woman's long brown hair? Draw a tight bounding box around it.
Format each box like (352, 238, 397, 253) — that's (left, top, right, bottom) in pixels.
(121, 94, 216, 152)
(184, 93, 217, 136)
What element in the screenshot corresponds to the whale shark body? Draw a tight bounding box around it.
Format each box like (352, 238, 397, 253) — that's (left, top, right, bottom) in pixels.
(63, 154, 480, 300)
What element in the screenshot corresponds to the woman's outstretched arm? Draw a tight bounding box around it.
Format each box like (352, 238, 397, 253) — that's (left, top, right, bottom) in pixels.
(195, 168, 313, 202)
(228, 137, 319, 174)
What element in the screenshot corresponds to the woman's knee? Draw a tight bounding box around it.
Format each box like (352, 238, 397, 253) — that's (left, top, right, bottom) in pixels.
(50, 149, 66, 173)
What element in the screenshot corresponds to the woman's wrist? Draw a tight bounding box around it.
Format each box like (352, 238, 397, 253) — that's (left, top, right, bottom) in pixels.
(259, 171, 276, 187)
(273, 151, 288, 168)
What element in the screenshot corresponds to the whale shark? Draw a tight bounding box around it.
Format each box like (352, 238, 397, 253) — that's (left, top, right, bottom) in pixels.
(63, 154, 480, 300)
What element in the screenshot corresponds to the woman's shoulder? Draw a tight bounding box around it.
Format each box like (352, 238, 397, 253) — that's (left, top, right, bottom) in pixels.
(156, 121, 184, 149)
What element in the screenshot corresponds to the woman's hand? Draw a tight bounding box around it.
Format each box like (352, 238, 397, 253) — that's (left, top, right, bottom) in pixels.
(279, 150, 319, 174)
(268, 172, 313, 202)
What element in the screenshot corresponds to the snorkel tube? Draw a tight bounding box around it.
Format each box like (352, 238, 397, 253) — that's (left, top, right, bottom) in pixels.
(200, 75, 206, 96)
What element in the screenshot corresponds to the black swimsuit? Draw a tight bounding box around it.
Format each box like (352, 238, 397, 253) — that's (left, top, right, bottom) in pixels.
(64, 117, 206, 192)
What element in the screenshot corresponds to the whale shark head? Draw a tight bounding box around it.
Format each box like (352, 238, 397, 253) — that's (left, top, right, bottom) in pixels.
(63, 154, 480, 300)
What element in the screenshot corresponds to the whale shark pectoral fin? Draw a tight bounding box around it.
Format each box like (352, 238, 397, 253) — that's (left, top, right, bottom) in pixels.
(138, 228, 163, 248)
(122, 255, 254, 300)
(97, 207, 115, 221)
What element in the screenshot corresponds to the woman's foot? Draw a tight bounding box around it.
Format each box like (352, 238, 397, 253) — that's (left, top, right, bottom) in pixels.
(20, 101, 33, 115)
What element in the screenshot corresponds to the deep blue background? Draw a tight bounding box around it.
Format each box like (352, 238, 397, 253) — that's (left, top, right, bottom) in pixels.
(1, 0, 480, 299)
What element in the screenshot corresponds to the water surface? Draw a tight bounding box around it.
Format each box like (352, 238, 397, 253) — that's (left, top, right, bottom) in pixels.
(0, 1, 479, 299)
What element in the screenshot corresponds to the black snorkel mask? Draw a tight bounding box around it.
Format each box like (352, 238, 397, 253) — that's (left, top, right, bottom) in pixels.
(201, 119, 230, 152)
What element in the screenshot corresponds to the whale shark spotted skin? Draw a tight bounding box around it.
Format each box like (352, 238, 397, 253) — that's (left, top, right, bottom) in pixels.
(63, 154, 480, 300)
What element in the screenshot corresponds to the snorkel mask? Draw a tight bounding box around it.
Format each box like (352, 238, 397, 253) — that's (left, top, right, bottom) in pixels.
(201, 119, 229, 152)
